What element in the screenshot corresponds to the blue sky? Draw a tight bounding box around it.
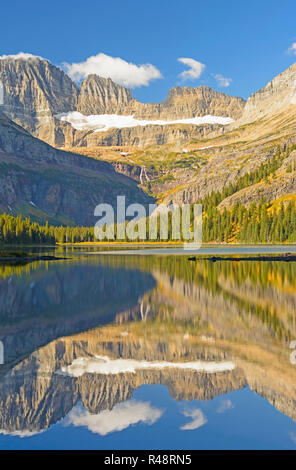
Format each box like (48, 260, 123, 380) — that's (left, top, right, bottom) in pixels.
(0, 0, 295, 102)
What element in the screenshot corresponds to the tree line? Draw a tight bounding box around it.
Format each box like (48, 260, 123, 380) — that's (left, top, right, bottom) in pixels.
(0, 214, 94, 244)
(203, 200, 296, 243)
(0, 198, 296, 245)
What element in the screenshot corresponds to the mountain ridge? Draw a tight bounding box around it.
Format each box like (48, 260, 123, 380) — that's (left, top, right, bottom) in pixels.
(0, 55, 296, 219)
(0, 56, 245, 147)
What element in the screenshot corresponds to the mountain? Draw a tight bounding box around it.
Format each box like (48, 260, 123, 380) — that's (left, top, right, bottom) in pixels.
(0, 56, 77, 146)
(123, 62, 296, 207)
(0, 56, 245, 147)
(77, 74, 245, 120)
(1, 54, 296, 216)
(77, 75, 133, 115)
(206, 63, 296, 208)
(0, 110, 151, 225)
(236, 61, 296, 124)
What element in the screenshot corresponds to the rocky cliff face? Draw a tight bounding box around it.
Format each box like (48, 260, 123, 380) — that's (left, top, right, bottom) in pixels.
(78, 81, 245, 120)
(77, 75, 245, 120)
(236, 62, 296, 125)
(77, 75, 133, 115)
(0, 56, 77, 145)
(2, 56, 296, 214)
(68, 62, 296, 207)
(132, 86, 245, 120)
(58, 121, 221, 148)
(0, 110, 152, 224)
(0, 56, 245, 148)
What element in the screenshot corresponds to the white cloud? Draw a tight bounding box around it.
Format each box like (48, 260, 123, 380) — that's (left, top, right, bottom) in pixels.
(287, 42, 296, 55)
(56, 354, 236, 377)
(0, 52, 45, 61)
(63, 53, 162, 88)
(217, 399, 234, 413)
(178, 58, 205, 81)
(56, 112, 234, 133)
(66, 401, 163, 436)
(180, 408, 207, 431)
(214, 74, 232, 88)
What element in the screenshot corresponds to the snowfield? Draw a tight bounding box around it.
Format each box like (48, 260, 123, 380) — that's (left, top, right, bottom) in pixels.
(55, 111, 234, 132)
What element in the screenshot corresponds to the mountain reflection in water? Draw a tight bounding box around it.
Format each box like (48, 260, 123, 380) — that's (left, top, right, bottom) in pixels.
(0, 254, 296, 450)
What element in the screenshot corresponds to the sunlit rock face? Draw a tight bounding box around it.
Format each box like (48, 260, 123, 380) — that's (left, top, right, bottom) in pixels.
(0, 56, 77, 145)
(77, 75, 133, 115)
(77, 75, 245, 120)
(235, 62, 296, 125)
(0, 57, 244, 147)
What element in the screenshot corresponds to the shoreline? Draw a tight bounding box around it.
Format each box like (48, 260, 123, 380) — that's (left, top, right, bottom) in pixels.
(188, 254, 296, 262)
(0, 255, 68, 263)
(58, 241, 296, 247)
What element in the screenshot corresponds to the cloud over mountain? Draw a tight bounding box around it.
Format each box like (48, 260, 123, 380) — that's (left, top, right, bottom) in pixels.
(178, 58, 205, 81)
(64, 53, 163, 87)
(0, 52, 45, 61)
(214, 73, 232, 87)
(287, 42, 296, 55)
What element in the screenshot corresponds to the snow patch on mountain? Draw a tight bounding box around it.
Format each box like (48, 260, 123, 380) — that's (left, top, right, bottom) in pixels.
(55, 111, 234, 132)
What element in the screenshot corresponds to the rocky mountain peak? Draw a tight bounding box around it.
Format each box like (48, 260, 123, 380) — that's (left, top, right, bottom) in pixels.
(77, 74, 133, 115)
(0, 56, 78, 140)
(163, 85, 245, 119)
(166, 85, 211, 98)
(238, 61, 296, 124)
(0, 55, 245, 147)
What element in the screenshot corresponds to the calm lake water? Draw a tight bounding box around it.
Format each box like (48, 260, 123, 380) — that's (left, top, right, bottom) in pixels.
(0, 246, 296, 450)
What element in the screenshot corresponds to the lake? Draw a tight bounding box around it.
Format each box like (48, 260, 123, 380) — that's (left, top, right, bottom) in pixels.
(0, 247, 296, 450)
